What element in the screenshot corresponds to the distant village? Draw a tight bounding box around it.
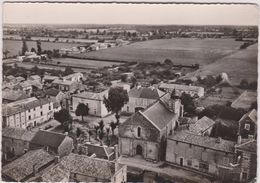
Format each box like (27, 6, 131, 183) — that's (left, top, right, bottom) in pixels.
(1, 24, 258, 183)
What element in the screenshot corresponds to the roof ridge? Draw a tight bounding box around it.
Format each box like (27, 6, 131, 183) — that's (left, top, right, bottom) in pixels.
(138, 111, 161, 131)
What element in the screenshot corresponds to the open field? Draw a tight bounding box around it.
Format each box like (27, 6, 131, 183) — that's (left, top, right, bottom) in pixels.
(183, 43, 258, 85)
(78, 38, 242, 64)
(3, 40, 81, 57)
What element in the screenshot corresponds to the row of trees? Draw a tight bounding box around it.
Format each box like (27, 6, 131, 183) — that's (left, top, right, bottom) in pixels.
(22, 39, 42, 55)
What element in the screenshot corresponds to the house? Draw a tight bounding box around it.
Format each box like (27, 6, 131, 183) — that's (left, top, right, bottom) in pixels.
(28, 75, 41, 83)
(40, 163, 70, 182)
(42, 75, 59, 84)
(238, 109, 257, 139)
(188, 116, 215, 136)
(78, 143, 115, 161)
(119, 93, 183, 162)
(123, 86, 165, 113)
(231, 91, 257, 110)
(13, 81, 33, 95)
(2, 90, 29, 104)
(30, 130, 73, 157)
(166, 131, 236, 178)
(16, 76, 25, 83)
(45, 88, 66, 103)
(2, 127, 37, 159)
(72, 90, 109, 117)
(111, 82, 131, 92)
(234, 139, 257, 182)
(63, 72, 83, 82)
(53, 152, 127, 183)
(2, 149, 55, 182)
(2, 97, 54, 129)
(159, 83, 205, 97)
(52, 79, 79, 93)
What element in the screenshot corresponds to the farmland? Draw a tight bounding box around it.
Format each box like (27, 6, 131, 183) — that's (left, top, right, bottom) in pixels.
(3, 40, 81, 57)
(78, 38, 242, 64)
(184, 43, 258, 85)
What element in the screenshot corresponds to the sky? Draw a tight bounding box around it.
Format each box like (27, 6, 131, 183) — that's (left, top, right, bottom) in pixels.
(3, 3, 259, 25)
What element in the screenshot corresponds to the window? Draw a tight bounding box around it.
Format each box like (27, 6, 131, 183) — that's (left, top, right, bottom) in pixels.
(28, 109, 30, 112)
(28, 116, 31, 120)
(187, 159, 192, 166)
(49, 105, 51, 110)
(40, 105, 42, 109)
(137, 127, 141, 137)
(176, 141, 178, 145)
(34, 108, 36, 111)
(244, 124, 250, 130)
(41, 111, 43, 116)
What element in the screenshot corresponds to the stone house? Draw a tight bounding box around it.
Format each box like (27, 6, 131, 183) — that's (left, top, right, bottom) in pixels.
(166, 131, 236, 177)
(72, 90, 109, 117)
(238, 109, 257, 139)
(188, 116, 215, 136)
(52, 79, 79, 93)
(159, 83, 205, 97)
(119, 93, 183, 162)
(63, 72, 83, 82)
(30, 130, 73, 157)
(122, 86, 165, 113)
(2, 97, 54, 129)
(2, 127, 37, 160)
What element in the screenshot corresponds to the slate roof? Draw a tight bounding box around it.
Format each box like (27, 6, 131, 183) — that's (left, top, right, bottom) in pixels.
(129, 86, 165, 100)
(59, 153, 117, 180)
(2, 149, 55, 182)
(30, 130, 67, 149)
(231, 91, 257, 109)
(189, 116, 215, 134)
(2, 127, 37, 142)
(2, 97, 52, 117)
(239, 109, 257, 124)
(159, 83, 204, 92)
(73, 90, 108, 101)
(83, 143, 114, 160)
(236, 139, 257, 153)
(168, 131, 235, 153)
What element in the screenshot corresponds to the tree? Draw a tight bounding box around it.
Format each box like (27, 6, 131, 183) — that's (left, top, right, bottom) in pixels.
(54, 109, 72, 132)
(64, 66, 74, 76)
(3, 49, 10, 59)
(99, 130, 104, 143)
(31, 48, 36, 53)
(88, 130, 92, 142)
(75, 103, 89, 123)
(22, 39, 28, 55)
(76, 127, 81, 138)
(36, 40, 42, 54)
(240, 79, 249, 89)
(120, 74, 128, 82)
(103, 87, 129, 124)
(110, 121, 117, 136)
(98, 120, 105, 133)
(164, 58, 173, 66)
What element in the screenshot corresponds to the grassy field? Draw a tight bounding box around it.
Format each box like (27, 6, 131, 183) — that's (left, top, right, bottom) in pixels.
(80, 38, 242, 64)
(3, 40, 81, 57)
(184, 43, 258, 85)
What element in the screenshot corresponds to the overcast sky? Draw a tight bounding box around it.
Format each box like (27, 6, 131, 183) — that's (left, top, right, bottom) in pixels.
(3, 3, 259, 25)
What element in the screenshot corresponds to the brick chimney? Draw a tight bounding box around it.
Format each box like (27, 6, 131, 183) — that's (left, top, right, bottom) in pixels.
(237, 135, 242, 145)
(54, 155, 60, 164)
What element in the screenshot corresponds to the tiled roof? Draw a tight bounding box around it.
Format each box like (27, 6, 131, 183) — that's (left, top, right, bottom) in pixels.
(29, 75, 41, 80)
(45, 88, 61, 97)
(142, 100, 178, 130)
(129, 86, 165, 100)
(2, 90, 29, 101)
(236, 139, 257, 153)
(239, 109, 257, 124)
(168, 131, 235, 153)
(159, 83, 204, 92)
(2, 97, 52, 117)
(2, 127, 37, 142)
(231, 91, 257, 109)
(52, 79, 75, 85)
(30, 130, 67, 149)
(43, 75, 59, 81)
(63, 72, 83, 80)
(41, 163, 70, 182)
(73, 90, 108, 101)
(59, 153, 116, 180)
(189, 116, 215, 135)
(83, 143, 114, 159)
(2, 149, 55, 182)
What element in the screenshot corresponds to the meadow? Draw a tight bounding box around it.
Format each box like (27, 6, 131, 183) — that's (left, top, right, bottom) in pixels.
(3, 40, 81, 57)
(80, 38, 242, 64)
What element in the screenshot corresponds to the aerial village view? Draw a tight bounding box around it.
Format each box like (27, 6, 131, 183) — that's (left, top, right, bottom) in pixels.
(1, 2, 258, 183)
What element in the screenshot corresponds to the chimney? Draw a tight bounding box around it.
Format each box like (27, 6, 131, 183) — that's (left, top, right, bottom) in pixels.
(33, 164, 38, 176)
(216, 137, 221, 144)
(90, 153, 96, 158)
(114, 145, 119, 171)
(237, 135, 242, 145)
(45, 146, 49, 152)
(54, 156, 60, 164)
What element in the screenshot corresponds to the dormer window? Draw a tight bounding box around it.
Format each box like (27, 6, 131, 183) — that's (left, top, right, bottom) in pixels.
(137, 127, 141, 138)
